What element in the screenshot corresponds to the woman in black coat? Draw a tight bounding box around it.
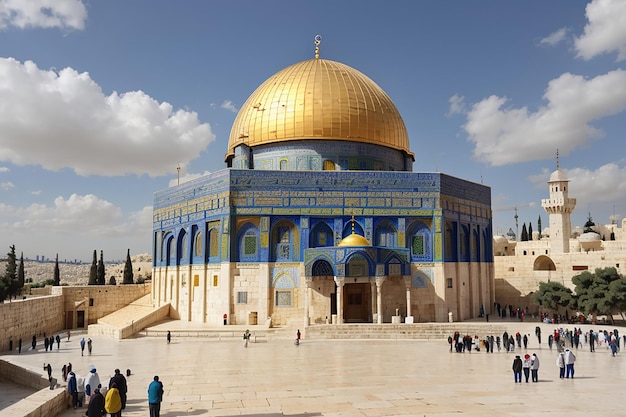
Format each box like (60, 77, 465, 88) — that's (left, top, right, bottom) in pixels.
(86, 388, 105, 417)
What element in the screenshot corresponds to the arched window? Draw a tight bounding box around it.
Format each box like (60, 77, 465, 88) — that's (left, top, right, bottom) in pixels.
(312, 260, 334, 277)
(177, 229, 188, 265)
(323, 160, 335, 170)
(310, 221, 333, 247)
(279, 159, 288, 170)
(374, 221, 397, 247)
(194, 231, 203, 257)
(208, 228, 220, 258)
(271, 220, 298, 262)
(237, 223, 260, 262)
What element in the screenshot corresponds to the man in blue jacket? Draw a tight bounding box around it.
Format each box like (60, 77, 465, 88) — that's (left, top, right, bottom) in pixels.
(148, 375, 164, 417)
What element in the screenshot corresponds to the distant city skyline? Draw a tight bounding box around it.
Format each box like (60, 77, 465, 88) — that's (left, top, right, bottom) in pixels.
(1, 0, 626, 261)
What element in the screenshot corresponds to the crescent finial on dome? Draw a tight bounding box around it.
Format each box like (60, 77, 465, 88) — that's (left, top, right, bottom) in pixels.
(314, 34, 322, 59)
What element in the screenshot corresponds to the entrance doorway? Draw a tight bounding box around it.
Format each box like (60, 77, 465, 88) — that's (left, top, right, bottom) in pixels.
(77, 310, 85, 328)
(343, 283, 371, 323)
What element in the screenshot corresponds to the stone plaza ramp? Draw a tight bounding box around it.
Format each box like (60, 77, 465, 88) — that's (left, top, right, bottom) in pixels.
(88, 294, 170, 339)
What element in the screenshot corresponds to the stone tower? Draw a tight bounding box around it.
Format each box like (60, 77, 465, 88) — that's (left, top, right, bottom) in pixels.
(541, 167, 576, 253)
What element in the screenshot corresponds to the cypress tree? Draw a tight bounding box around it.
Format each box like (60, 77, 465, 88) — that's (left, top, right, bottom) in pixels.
(97, 250, 106, 285)
(88, 250, 97, 285)
(537, 216, 542, 239)
(123, 249, 134, 284)
(53, 254, 60, 286)
(528, 223, 533, 240)
(521, 223, 528, 241)
(18, 252, 25, 288)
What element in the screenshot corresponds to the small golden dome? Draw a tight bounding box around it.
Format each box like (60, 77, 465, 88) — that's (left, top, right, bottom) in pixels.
(337, 232, 371, 247)
(226, 58, 412, 163)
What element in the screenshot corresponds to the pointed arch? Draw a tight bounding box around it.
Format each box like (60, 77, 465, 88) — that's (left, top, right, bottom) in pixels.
(534, 255, 556, 271)
(406, 220, 433, 262)
(310, 221, 333, 248)
(374, 220, 397, 247)
(271, 219, 299, 262)
(237, 222, 260, 262)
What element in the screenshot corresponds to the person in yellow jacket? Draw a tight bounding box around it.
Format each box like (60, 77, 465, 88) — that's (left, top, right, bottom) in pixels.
(105, 382, 123, 417)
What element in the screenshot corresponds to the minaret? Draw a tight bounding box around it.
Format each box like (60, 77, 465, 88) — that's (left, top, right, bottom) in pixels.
(541, 151, 576, 253)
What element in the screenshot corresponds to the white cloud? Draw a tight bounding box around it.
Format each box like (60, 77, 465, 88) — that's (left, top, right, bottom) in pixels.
(0, 58, 216, 176)
(0, 0, 87, 30)
(1, 181, 14, 190)
(168, 170, 212, 187)
(464, 69, 626, 166)
(221, 100, 238, 113)
(446, 94, 465, 117)
(539, 27, 569, 46)
(575, 0, 626, 61)
(567, 162, 626, 206)
(0, 193, 152, 260)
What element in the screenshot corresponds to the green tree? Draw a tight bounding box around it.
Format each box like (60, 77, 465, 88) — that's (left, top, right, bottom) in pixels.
(88, 250, 97, 285)
(18, 253, 25, 289)
(528, 222, 533, 241)
(537, 215, 542, 240)
(123, 249, 134, 284)
(572, 267, 625, 323)
(533, 281, 574, 313)
(97, 250, 106, 285)
(521, 223, 528, 241)
(53, 254, 60, 286)
(1, 245, 19, 301)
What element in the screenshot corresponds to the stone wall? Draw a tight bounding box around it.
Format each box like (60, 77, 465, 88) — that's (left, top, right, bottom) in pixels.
(50, 284, 151, 329)
(0, 296, 64, 352)
(1, 284, 151, 352)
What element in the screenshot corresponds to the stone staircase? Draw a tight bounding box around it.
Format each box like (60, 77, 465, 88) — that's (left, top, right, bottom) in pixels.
(89, 294, 170, 339)
(304, 322, 509, 340)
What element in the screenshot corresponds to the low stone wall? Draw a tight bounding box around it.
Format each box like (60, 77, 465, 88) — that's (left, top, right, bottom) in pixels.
(0, 359, 68, 417)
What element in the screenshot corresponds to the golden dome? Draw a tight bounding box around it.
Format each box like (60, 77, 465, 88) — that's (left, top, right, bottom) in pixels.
(338, 232, 371, 247)
(226, 57, 412, 162)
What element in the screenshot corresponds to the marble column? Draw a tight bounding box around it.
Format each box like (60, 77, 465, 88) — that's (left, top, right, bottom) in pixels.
(375, 276, 386, 324)
(403, 276, 412, 318)
(304, 277, 312, 328)
(334, 277, 345, 324)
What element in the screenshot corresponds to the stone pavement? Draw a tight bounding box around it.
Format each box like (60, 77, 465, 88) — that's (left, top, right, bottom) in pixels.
(2, 320, 626, 417)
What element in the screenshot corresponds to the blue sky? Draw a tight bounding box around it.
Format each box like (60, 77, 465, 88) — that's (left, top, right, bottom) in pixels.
(1, 0, 626, 262)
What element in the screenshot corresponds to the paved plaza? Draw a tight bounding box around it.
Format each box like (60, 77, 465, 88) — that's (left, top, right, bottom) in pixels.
(2, 321, 626, 417)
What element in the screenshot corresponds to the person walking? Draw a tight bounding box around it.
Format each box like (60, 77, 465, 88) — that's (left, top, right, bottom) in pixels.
(589, 329, 595, 352)
(296, 329, 301, 345)
(86, 387, 105, 417)
(67, 371, 79, 409)
(522, 354, 532, 383)
(80, 337, 86, 356)
(512, 355, 522, 383)
(85, 367, 101, 404)
(55, 334, 61, 350)
(18, 338, 22, 354)
(166, 331, 171, 344)
(66, 329, 71, 341)
(148, 375, 164, 417)
(105, 381, 123, 417)
(564, 349, 576, 378)
(31, 335, 36, 351)
(556, 351, 566, 379)
(87, 338, 92, 355)
(243, 329, 251, 347)
(109, 368, 128, 410)
(535, 326, 542, 344)
(531, 353, 540, 382)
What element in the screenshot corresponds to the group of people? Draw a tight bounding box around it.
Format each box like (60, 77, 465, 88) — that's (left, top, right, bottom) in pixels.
(66, 366, 130, 417)
(511, 353, 540, 383)
(80, 337, 93, 356)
